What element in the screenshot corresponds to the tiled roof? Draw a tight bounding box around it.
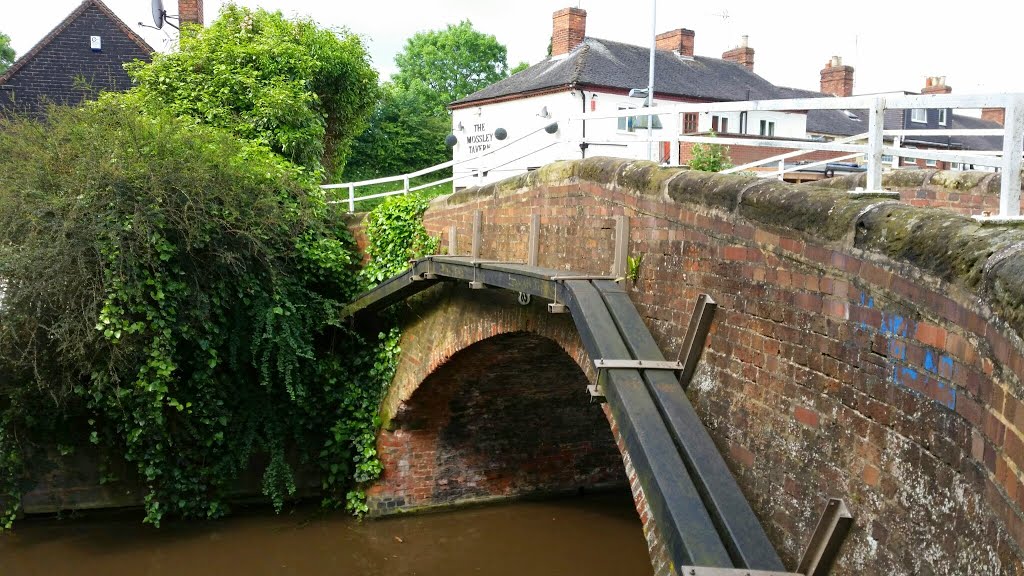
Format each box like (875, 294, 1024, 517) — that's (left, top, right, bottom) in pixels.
(451, 37, 802, 107)
(0, 0, 153, 86)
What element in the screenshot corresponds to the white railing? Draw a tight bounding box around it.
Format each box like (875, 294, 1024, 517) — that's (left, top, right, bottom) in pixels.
(323, 93, 1024, 220)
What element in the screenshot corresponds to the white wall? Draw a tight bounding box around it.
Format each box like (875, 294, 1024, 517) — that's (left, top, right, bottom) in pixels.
(451, 90, 810, 188)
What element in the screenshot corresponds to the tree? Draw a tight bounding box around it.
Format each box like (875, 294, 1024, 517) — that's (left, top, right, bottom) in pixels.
(124, 6, 378, 179)
(0, 32, 14, 73)
(345, 83, 449, 181)
(393, 20, 508, 115)
(510, 61, 530, 75)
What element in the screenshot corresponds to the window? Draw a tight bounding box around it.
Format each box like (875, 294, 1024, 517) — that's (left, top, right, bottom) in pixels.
(925, 158, 937, 167)
(911, 108, 927, 123)
(681, 112, 699, 134)
(951, 162, 963, 171)
(759, 120, 775, 137)
(618, 105, 662, 132)
(938, 109, 948, 126)
(712, 115, 719, 132)
(721, 117, 729, 133)
(881, 154, 894, 163)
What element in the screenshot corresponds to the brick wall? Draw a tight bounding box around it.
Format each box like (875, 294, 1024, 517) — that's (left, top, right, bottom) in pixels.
(0, 4, 150, 117)
(818, 168, 1020, 217)
(388, 158, 1024, 574)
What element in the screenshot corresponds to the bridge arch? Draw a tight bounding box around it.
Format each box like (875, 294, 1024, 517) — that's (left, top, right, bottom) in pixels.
(369, 312, 626, 510)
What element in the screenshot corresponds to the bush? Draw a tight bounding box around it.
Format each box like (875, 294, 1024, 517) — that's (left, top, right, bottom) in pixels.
(0, 99, 393, 526)
(688, 132, 733, 172)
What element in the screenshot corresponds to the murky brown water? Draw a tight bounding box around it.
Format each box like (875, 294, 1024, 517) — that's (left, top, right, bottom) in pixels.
(1, 491, 652, 575)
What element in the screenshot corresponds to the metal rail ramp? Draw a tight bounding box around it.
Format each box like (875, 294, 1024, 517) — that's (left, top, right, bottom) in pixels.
(344, 256, 850, 576)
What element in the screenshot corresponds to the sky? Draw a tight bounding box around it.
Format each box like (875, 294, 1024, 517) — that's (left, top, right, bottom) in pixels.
(5, 0, 1024, 96)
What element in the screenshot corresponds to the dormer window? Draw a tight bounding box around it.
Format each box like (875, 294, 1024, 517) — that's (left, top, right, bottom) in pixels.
(938, 109, 948, 126)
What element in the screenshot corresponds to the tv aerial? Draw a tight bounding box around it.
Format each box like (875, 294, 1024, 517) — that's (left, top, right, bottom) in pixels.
(139, 0, 179, 30)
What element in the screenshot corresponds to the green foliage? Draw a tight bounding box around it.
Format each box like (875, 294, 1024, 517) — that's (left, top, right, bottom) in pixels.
(510, 61, 530, 75)
(0, 31, 14, 73)
(688, 132, 733, 172)
(360, 193, 440, 286)
(345, 83, 450, 182)
(626, 254, 644, 283)
(0, 99, 393, 527)
(392, 20, 508, 116)
(124, 5, 378, 179)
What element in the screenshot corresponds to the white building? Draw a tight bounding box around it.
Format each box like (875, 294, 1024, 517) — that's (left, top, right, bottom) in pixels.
(448, 8, 840, 189)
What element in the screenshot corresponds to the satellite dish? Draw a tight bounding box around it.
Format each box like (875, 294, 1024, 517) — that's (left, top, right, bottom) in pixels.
(152, 0, 165, 30)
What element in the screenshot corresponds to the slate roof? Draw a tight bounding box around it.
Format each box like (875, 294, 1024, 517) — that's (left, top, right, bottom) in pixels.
(450, 37, 802, 107)
(951, 114, 1003, 151)
(0, 0, 153, 86)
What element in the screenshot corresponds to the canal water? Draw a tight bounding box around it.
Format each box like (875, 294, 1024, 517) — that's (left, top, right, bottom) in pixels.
(1, 491, 652, 575)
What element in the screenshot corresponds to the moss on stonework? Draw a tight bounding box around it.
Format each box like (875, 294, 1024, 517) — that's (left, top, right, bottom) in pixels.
(535, 159, 579, 184)
(576, 156, 631, 186)
(988, 254, 1024, 336)
(738, 180, 875, 242)
(808, 173, 866, 190)
(614, 160, 673, 196)
(927, 170, 993, 191)
(665, 171, 759, 212)
(883, 169, 937, 188)
(857, 202, 1024, 284)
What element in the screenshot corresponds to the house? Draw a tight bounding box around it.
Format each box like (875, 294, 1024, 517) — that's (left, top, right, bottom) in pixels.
(803, 68, 1005, 171)
(448, 7, 849, 188)
(0, 0, 162, 117)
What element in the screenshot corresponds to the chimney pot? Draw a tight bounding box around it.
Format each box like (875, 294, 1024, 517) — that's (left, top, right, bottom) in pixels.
(922, 75, 952, 94)
(655, 28, 695, 57)
(551, 7, 587, 56)
(740, 34, 748, 48)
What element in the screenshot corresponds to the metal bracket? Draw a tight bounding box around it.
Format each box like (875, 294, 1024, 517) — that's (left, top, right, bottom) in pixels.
(469, 281, 485, 289)
(796, 498, 853, 576)
(594, 359, 684, 371)
(612, 214, 629, 279)
(677, 293, 718, 389)
(586, 384, 606, 402)
(528, 214, 540, 267)
(679, 568, 799, 576)
(471, 210, 482, 259)
(547, 303, 568, 314)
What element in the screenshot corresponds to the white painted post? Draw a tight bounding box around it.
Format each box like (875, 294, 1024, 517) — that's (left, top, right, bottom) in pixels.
(1000, 95, 1023, 217)
(670, 112, 680, 165)
(403, 175, 410, 195)
(348, 185, 355, 213)
(777, 159, 785, 181)
(866, 97, 886, 191)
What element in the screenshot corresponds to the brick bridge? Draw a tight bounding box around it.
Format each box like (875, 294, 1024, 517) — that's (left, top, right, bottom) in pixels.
(346, 158, 1024, 575)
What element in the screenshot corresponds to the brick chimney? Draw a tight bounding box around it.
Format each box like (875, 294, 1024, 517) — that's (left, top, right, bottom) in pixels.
(921, 76, 952, 94)
(551, 8, 586, 56)
(820, 56, 854, 97)
(722, 35, 754, 71)
(178, 0, 204, 26)
(982, 108, 1005, 126)
(656, 28, 695, 57)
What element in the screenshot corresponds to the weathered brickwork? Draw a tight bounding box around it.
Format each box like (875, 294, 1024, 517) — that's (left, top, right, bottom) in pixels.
(818, 168, 1022, 217)
(376, 158, 1024, 575)
(0, 2, 152, 117)
(369, 285, 670, 573)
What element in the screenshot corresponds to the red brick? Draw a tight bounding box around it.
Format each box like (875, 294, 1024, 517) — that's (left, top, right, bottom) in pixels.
(795, 405, 820, 428)
(915, 323, 947, 349)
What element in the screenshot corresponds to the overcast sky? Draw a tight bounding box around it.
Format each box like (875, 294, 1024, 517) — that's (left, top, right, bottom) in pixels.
(5, 0, 1022, 96)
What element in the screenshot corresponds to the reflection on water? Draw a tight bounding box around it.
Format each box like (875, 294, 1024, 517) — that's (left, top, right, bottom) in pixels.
(1, 491, 652, 576)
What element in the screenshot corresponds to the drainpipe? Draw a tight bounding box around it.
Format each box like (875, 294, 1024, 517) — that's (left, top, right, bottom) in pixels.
(580, 87, 588, 158)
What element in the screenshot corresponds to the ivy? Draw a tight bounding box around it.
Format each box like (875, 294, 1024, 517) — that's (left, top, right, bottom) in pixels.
(360, 193, 440, 287)
(0, 98, 396, 527)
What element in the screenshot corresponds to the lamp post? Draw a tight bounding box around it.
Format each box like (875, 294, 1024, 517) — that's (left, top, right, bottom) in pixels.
(647, 0, 656, 162)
